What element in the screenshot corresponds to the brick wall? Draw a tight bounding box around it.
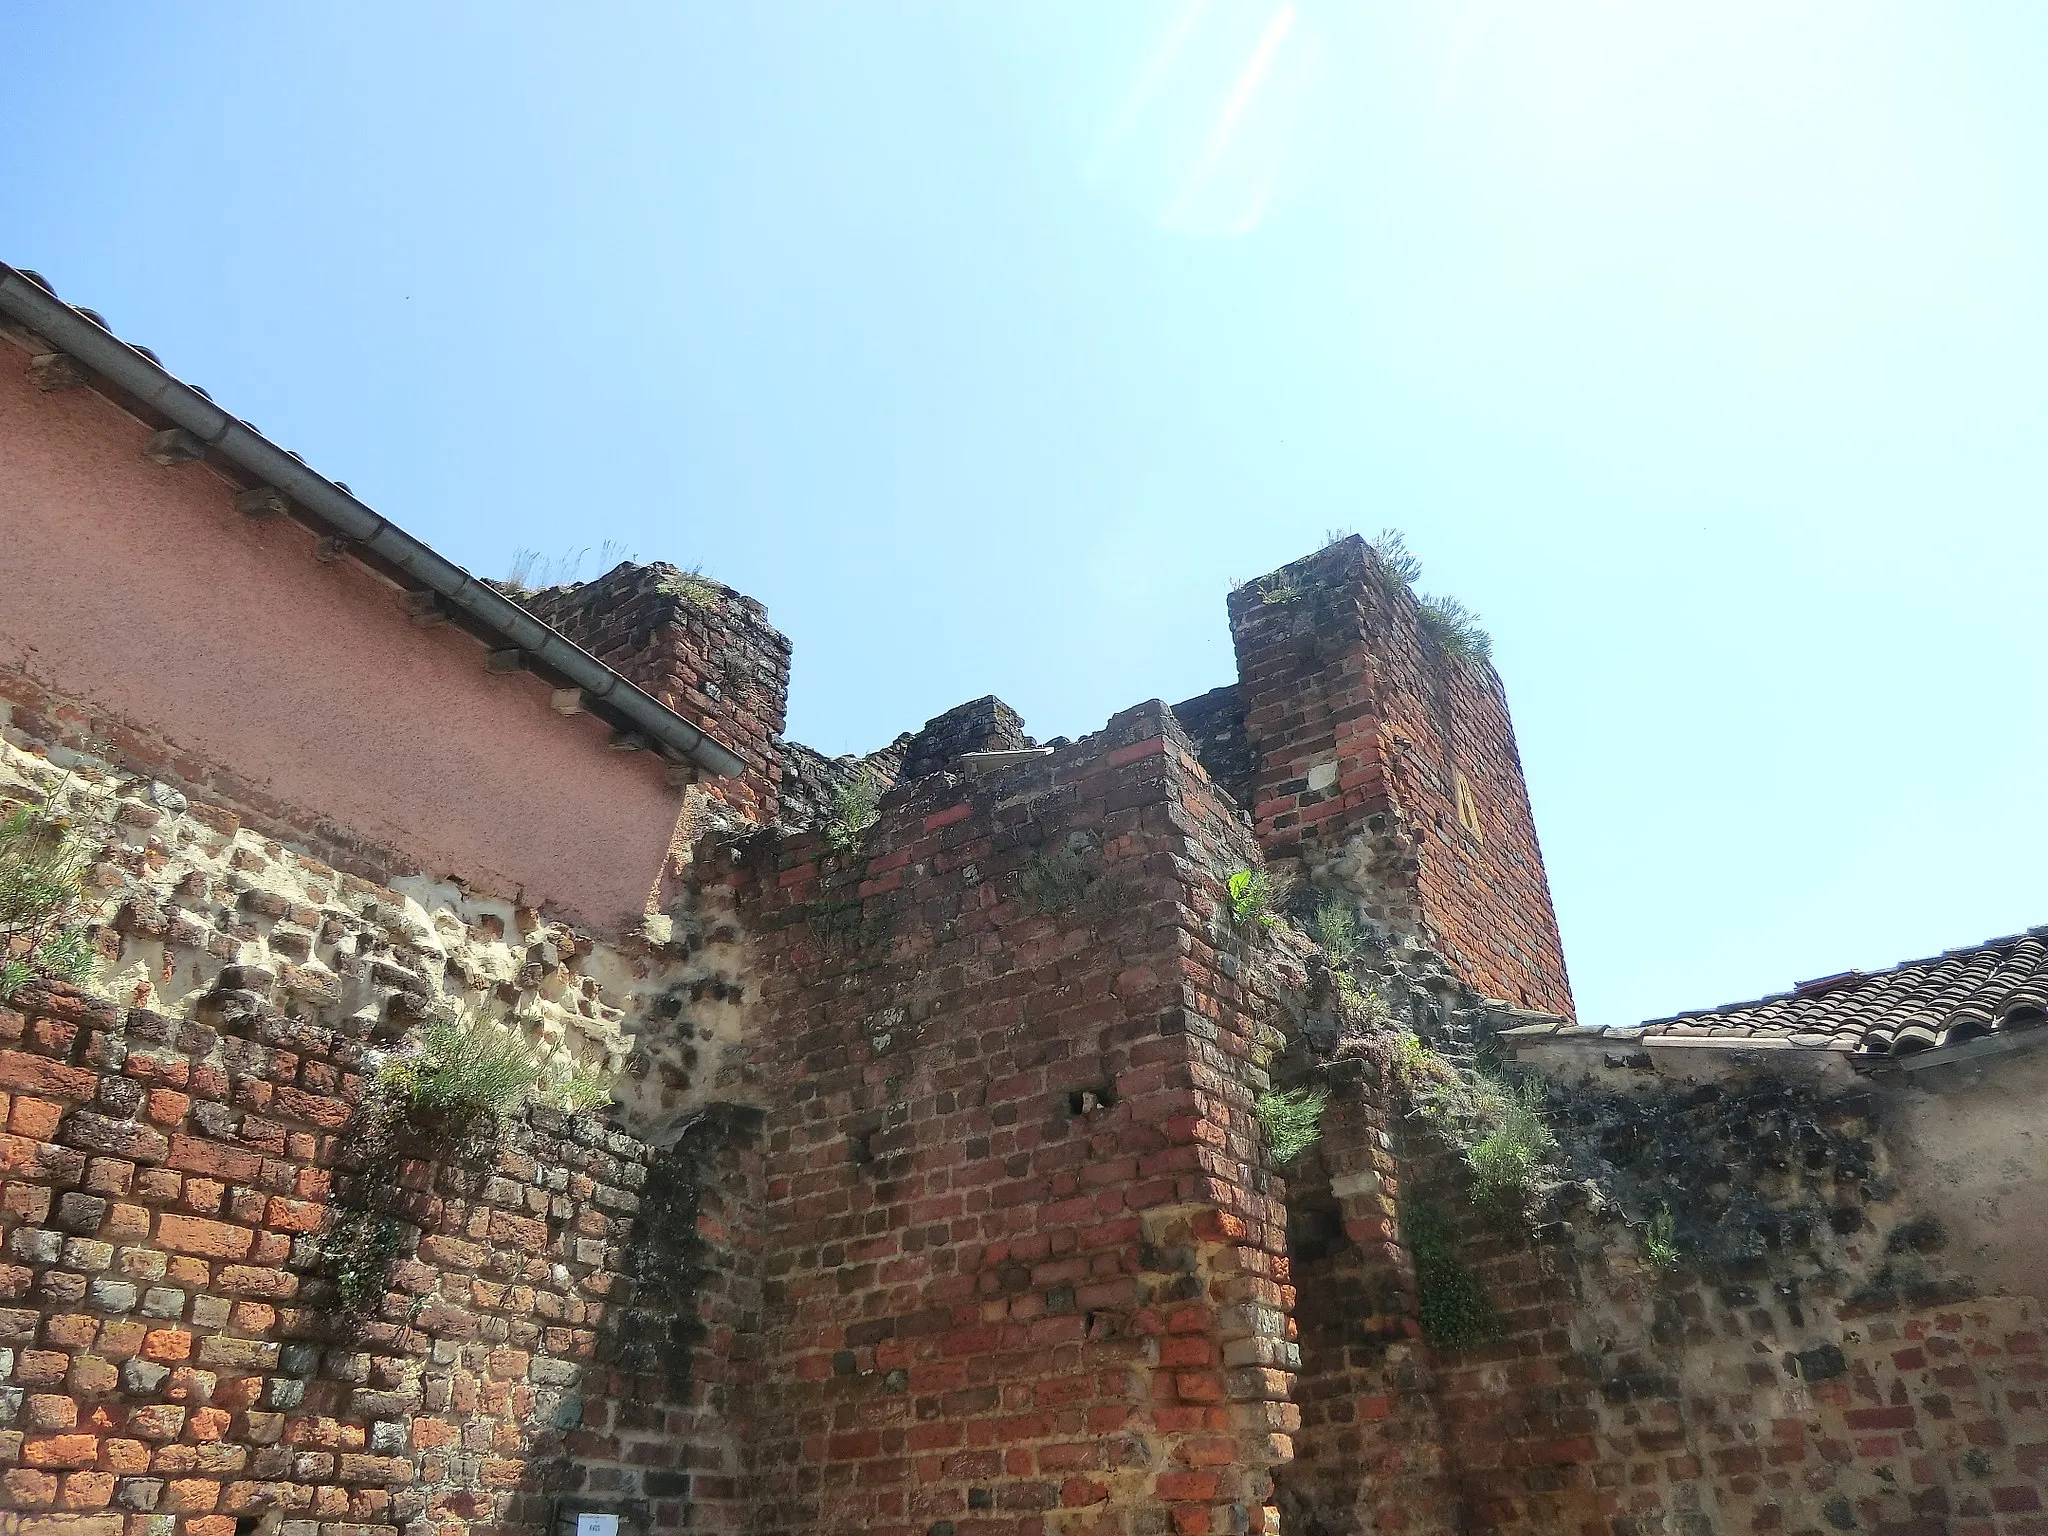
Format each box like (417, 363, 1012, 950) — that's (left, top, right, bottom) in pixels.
(705, 702, 1303, 1536)
(1227, 538, 1572, 1019)
(0, 704, 761, 1536)
(1279, 1051, 1459, 1536)
(0, 975, 733, 1536)
(519, 566, 792, 826)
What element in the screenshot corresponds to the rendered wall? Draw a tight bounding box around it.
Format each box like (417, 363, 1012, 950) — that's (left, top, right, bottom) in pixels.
(0, 355, 685, 933)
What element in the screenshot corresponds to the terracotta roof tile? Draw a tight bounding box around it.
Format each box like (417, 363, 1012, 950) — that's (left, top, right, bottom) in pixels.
(1543, 924, 2048, 1057)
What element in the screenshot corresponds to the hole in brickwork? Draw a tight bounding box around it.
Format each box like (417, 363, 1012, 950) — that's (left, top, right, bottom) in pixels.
(235, 1518, 263, 1536)
(1067, 1084, 1116, 1115)
(1286, 1185, 1345, 1266)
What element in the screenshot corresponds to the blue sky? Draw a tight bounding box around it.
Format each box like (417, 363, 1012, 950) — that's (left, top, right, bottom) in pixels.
(9, 2, 2048, 1029)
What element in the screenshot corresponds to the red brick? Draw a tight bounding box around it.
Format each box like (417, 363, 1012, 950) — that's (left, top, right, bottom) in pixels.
(0, 1053, 98, 1101)
(154, 1214, 253, 1260)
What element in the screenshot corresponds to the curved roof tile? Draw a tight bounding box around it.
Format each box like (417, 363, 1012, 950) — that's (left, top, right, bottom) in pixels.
(1527, 924, 2048, 1056)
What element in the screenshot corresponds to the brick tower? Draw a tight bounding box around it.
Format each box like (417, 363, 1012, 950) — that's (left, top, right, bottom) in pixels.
(1228, 535, 1573, 1017)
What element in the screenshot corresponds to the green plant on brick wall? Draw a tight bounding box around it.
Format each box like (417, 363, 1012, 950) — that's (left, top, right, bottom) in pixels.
(1465, 1087, 1554, 1210)
(0, 796, 104, 1001)
(1368, 528, 1425, 586)
(1256, 1086, 1329, 1165)
(377, 1006, 542, 1134)
(1644, 1204, 1682, 1272)
(1366, 529, 1494, 663)
(1406, 1201, 1498, 1347)
(1228, 869, 1279, 931)
(663, 565, 722, 608)
(824, 771, 883, 853)
(323, 1207, 407, 1316)
(1417, 595, 1494, 663)
(1258, 579, 1301, 605)
(545, 1066, 614, 1114)
(1393, 1032, 1555, 1212)
(1019, 846, 1094, 915)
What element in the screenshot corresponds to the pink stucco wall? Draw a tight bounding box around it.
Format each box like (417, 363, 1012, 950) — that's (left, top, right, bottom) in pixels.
(0, 348, 688, 933)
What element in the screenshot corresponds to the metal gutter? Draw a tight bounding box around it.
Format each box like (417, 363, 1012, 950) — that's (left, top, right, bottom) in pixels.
(0, 263, 745, 780)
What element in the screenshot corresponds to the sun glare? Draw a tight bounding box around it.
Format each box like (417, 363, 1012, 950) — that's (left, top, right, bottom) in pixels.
(1088, 0, 1322, 239)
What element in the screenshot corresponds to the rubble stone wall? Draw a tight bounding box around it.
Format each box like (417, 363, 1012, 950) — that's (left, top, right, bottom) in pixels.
(1273, 1035, 2048, 1536)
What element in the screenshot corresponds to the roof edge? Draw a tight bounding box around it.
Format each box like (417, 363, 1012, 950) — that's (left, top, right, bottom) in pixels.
(0, 264, 745, 780)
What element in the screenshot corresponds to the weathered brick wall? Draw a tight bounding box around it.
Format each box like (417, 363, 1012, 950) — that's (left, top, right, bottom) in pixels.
(519, 566, 792, 826)
(1279, 1052, 1459, 1536)
(0, 972, 755, 1536)
(1227, 539, 1572, 1019)
(703, 702, 1304, 1536)
(573, 1104, 764, 1536)
(0, 709, 763, 1536)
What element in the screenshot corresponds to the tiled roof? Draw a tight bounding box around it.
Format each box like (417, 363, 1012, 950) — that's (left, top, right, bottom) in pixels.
(1526, 926, 2048, 1057)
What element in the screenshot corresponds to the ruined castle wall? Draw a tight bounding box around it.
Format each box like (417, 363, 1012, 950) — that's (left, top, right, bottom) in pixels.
(1279, 1053, 1459, 1536)
(0, 974, 757, 1536)
(0, 718, 764, 1536)
(707, 703, 1303, 1536)
(1228, 540, 1572, 1018)
(1386, 1040, 2048, 1536)
(0, 358, 685, 933)
(518, 568, 792, 828)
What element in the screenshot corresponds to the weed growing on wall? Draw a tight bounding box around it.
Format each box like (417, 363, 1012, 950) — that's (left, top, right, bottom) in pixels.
(1258, 579, 1301, 605)
(1332, 969, 1392, 1029)
(1645, 1204, 1682, 1272)
(1417, 595, 1494, 663)
(1256, 1086, 1329, 1165)
(545, 1065, 614, 1114)
(0, 796, 105, 1000)
(377, 1007, 542, 1134)
(663, 565, 722, 608)
(1393, 1032, 1555, 1212)
(1406, 1201, 1498, 1347)
(1019, 847, 1094, 915)
(824, 771, 883, 853)
(323, 1208, 407, 1316)
(1228, 869, 1279, 931)
(1312, 900, 1362, 965)
(1365, 528, 1495, 662)
(1465, 1090, 1554, 1210)
(1368, 528, 1425, 586)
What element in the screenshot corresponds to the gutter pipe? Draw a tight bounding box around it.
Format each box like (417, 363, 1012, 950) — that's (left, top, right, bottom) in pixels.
(0, 263, 746, 780)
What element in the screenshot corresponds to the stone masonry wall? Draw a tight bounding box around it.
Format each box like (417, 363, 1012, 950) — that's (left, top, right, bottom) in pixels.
(1228, 539, 1572, 1019)
(0, 693, 762, 1536)
(1275, 1032, 2048, 1536)
(703, 702, 1305, 1536)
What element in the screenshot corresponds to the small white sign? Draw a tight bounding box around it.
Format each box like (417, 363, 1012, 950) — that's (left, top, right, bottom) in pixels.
(577, 1515, 619, 1536)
